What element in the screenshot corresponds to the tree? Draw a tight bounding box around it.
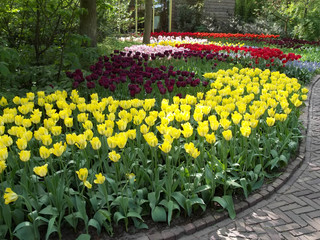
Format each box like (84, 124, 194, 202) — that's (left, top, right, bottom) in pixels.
(143, 0, 152, 44)
(259, 0, 320, 40)
(80, 0, 97, 47)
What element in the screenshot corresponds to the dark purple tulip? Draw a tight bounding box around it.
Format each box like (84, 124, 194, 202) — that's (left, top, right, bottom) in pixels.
(159, 87, 166, 95)
(66, 72, 73, 78)
(167, 85, 174, 92)
(109, 84, 116, 92)
(72, 81, 79, 89)
(86, 75, 92, 81)
(176, 93, 183, 98)
(145, 87, 152, 94)
(160, 65, 167, 71)
(87, 81, 95, 89)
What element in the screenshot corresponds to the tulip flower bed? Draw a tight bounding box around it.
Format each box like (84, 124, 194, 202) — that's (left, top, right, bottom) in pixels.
(66, 48, 233, 99)
(220, 37, 320, 49)
(0, 61, 308, 239)
(66, 40, 305, 102)
(177, 43, 301, 65)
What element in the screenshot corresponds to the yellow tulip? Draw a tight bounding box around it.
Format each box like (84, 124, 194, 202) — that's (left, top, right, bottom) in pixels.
(39, 146, 51, 159)
(64, 117, 73, 128)
(15, 115, 24, 126)
(22, 119, 32, 128)
(126, 173, 136, 181)
(76, 168, 88, 181)
(143, 132, 158, 147)
(268, 108, 275, 117)
(52, 142, 66, 157)
(13, 96, 21, 105)
(1, 135, 13, 147)
(76, 134, 87, 149)
(66, 133, 77, 145)
(94, 173, 106, 184)
(116, 119, 127, 131)
(44, 118, 56, 130)
(222, 130, 232, 141)
(84, 129, 93, 140)
(181, 122, 193, 138)
(301, 95, 307, 101)
(184, 142, 200, 159)
(159, 140, 172, 153)
(3, 188, 18, 204)
(90, 137, 101, 150)
(0, 147, 8, 161)
(26, 92, 35, 101)
(33, 128, 47, 141)
(19, 150, 31, 162)
(93, 111, 105, 123)
(250, 119, 259, 129)
(97, 124, 106, 135)
(109, 150, 121, 162)
(116, 133, 127, 148)
(143, 99, 155, 111)
(77, 113, 88, 123)
(84, 181, 92, 189)
(0, 97, 8, 106)
(205, 133, 216, 144)
(231, 112, 242, 125)
(193, 112, 203, 122)
(0, 126, 5, 135)
(133, 115, 143, 125)
(77, 103, 87, 112)
(105, 127, 113, 137)
(107, 136, 117, 149)
(105, 119, 115, 129)
(294, 99, 302, 107)
(41, 134, 52, 146)
(0, 160, 7, 173)
(169, 127, 181, 139)
(140, 124, 149, 134)
(220, 118, 231, 130)
(82, 120, 93, 130)
(145, 115, 157, 127)
(93, 173, 106, 184)
(240, 126, 251, 138)
(266, 117, 275, 127)
(197, 121, 209, 137)
(33, 164, 48, 177)
(30, 114, 41, 124)
(16, 138, 27, 150)
(209, 119, 219, 131)
(301, 87, 308, 94)
(127, 129, 136, 140)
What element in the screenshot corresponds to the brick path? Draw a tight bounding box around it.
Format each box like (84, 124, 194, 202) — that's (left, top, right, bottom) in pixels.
(191, 76, 320, 240)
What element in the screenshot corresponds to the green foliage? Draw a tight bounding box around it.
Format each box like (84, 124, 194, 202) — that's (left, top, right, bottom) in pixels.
(287, 0, 320, 40)
(97, 0, 134, 40)
(257, 0, 320, 40)
(175, 1, 205, 32)
(98, 37, 140, 56)
(235, 0, 259, 22)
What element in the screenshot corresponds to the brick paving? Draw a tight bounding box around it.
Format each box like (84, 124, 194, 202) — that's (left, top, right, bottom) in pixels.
(193, 76, 320, 240)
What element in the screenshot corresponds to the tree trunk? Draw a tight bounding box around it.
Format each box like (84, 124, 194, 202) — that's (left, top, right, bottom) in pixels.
(80, 0, 97, 47)
(143, 0, 152, 44)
